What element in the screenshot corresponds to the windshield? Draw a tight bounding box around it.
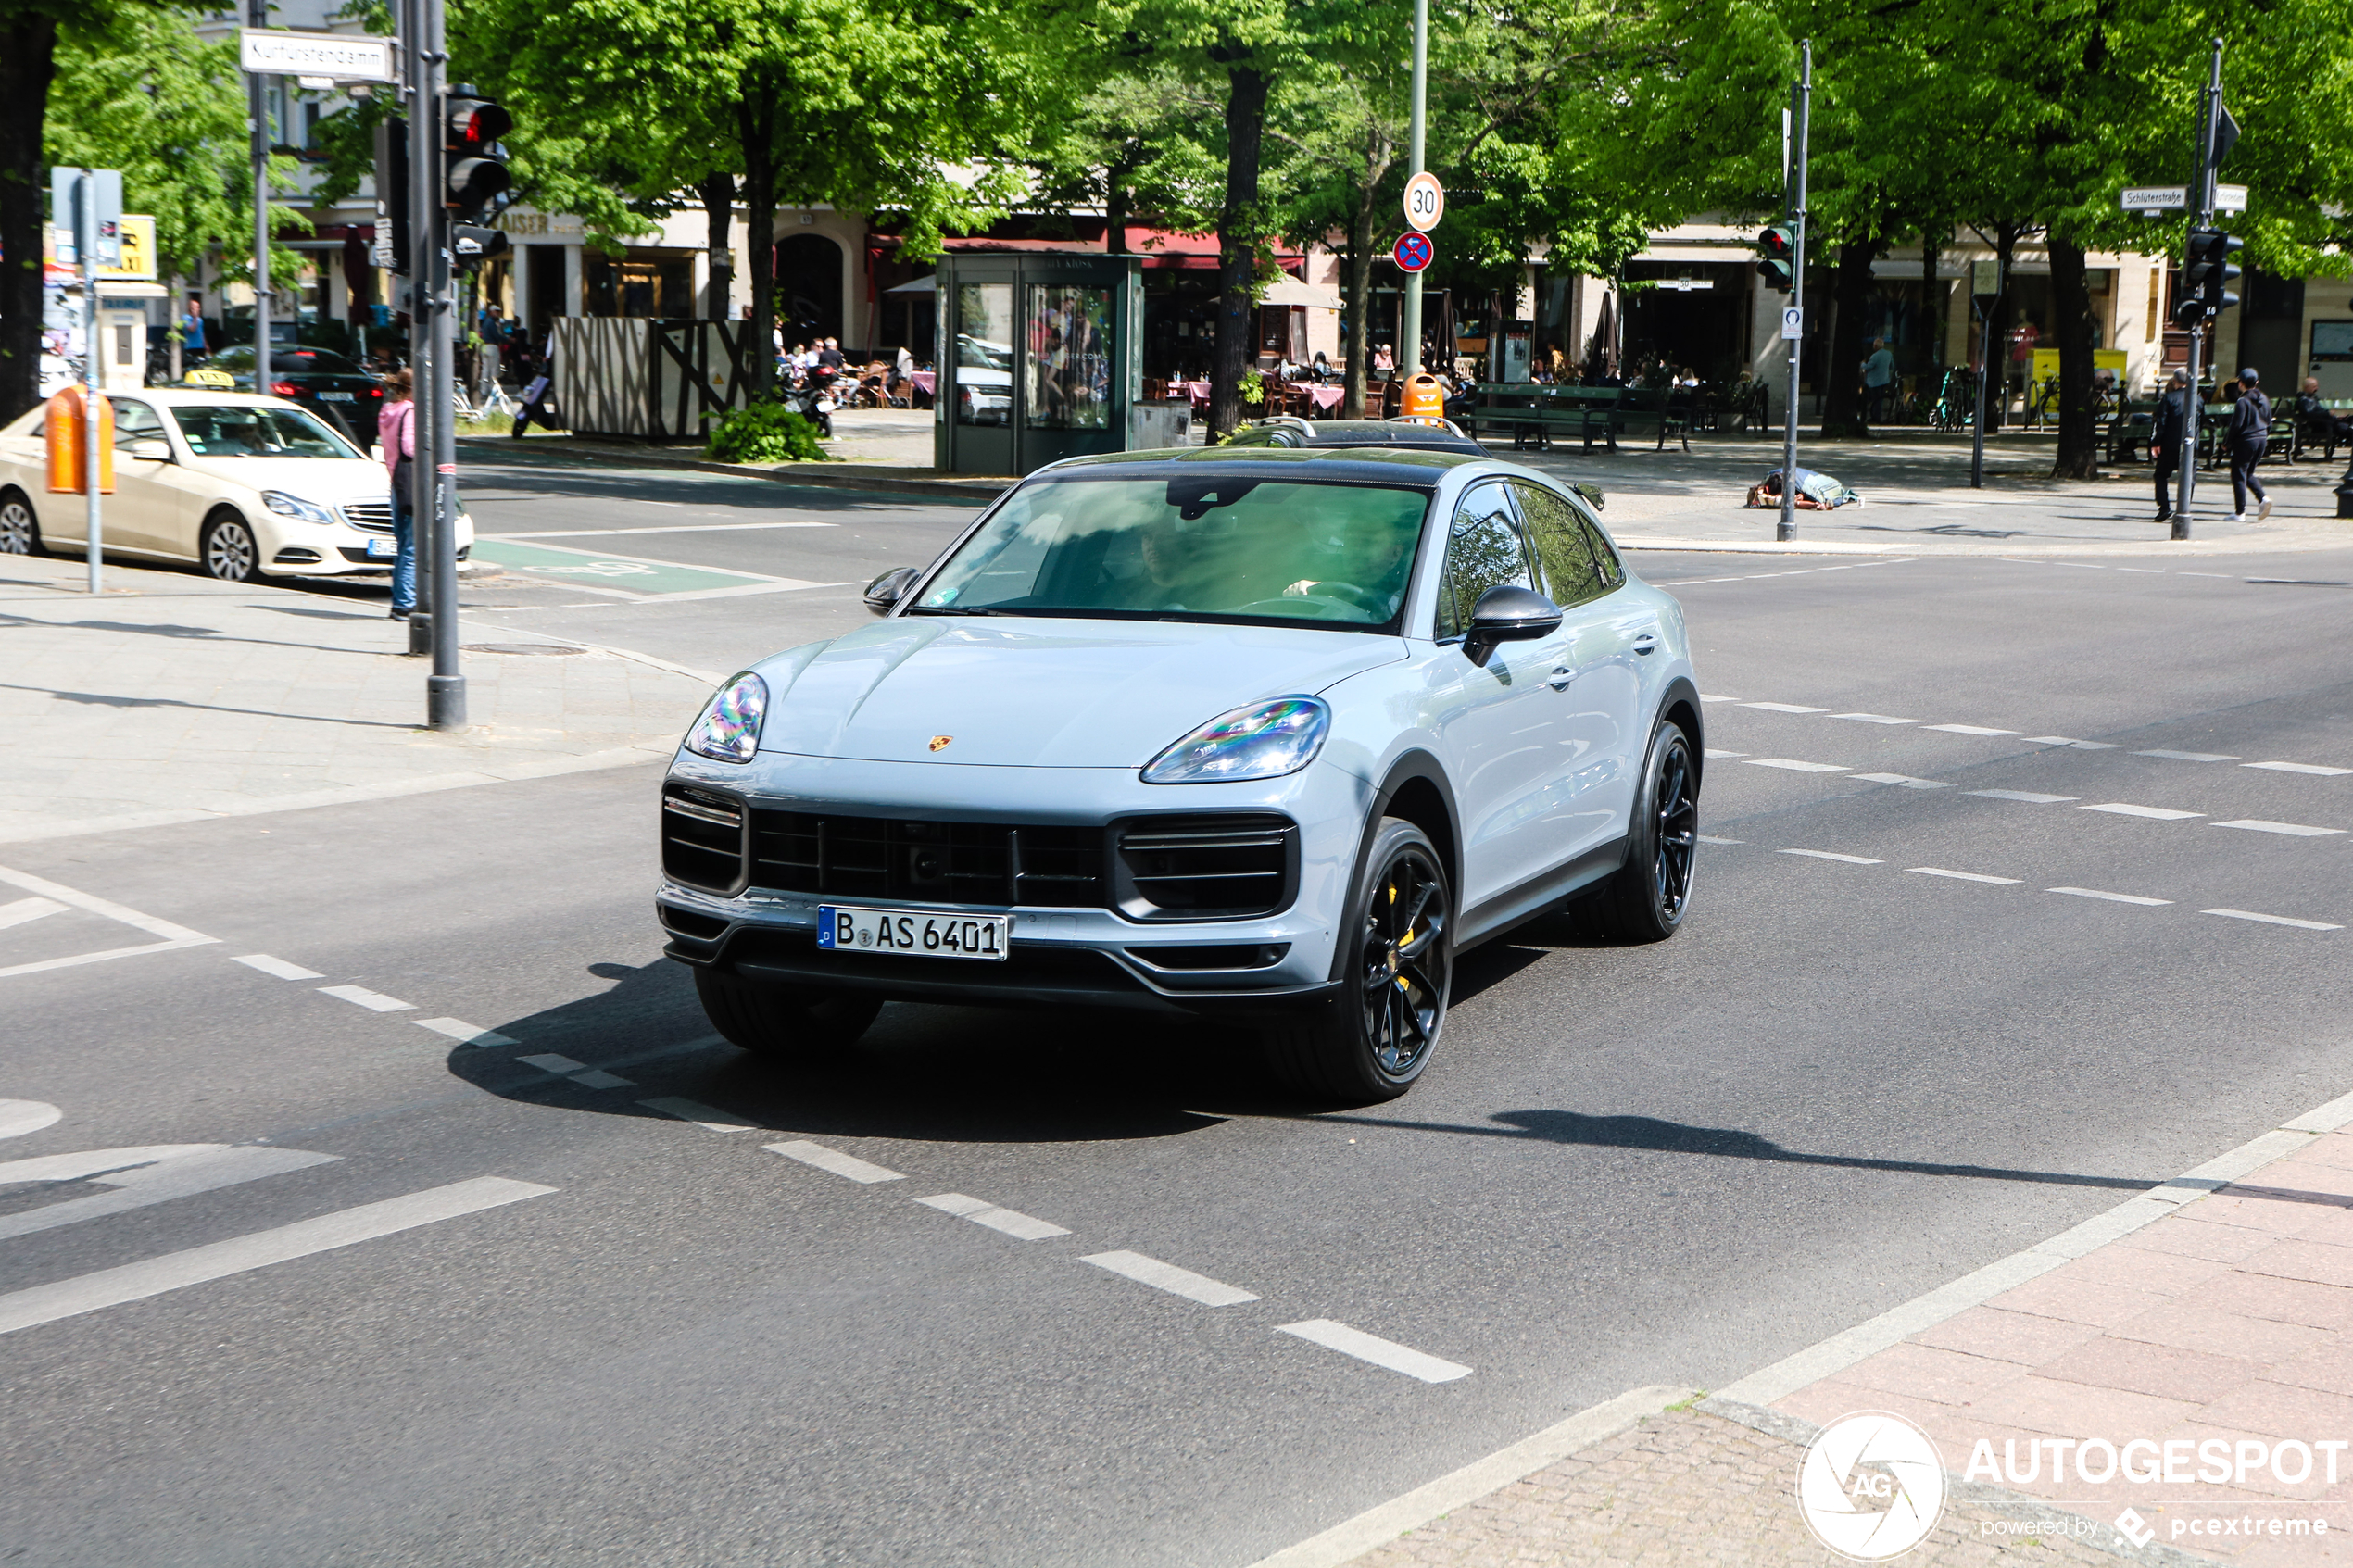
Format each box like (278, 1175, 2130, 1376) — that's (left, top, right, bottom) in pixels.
(912, 476, 1431, 630)
(171, 405, 364, 458)
(210, 346, 368, 376)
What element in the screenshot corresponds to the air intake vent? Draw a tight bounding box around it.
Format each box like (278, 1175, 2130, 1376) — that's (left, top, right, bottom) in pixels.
(1114, 814, 1296, 921)
(661, 784, 746, 894)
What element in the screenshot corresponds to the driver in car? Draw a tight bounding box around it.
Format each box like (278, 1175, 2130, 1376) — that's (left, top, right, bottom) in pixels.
(1280, 524, 1415, 620)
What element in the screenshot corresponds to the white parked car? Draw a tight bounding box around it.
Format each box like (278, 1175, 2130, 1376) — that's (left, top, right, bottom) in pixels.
(0, 388, 472, 583)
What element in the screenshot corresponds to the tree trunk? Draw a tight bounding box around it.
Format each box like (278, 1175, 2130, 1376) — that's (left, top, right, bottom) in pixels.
(1209, 63, 1268, 440)
(1819, 240, 1881, 437)
(0, 14, 58, 424)
(2048, 236, 2099, 479)
(737, 93, 775, 398)
(1343, 191, 1374, 419)
(698, 171, 735, 321)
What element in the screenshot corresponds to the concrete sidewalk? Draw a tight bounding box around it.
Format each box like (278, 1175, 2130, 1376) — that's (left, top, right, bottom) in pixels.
(0, 552, 719, 844)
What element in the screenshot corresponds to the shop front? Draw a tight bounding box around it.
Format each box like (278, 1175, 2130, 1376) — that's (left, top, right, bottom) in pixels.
(935, 250, 1141, 477)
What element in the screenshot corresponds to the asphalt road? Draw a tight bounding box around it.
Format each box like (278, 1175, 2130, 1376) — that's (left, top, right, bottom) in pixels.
(5, 458, 2352, 1565)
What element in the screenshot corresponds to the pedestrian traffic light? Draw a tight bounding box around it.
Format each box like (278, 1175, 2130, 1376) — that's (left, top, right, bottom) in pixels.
(441, 90, 512, 222)
(372, 116, 410, 275)
(451, 224, 510, 265)
(1757, 225, 1796, 292)
(2174, 230, 2242, 327)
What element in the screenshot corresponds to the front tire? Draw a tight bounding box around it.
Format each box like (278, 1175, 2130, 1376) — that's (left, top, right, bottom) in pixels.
(694, 967, 883, 1060)
(201, 511, 261, 583)
(1263, 817, 1452, 1103)
(0, 491, 43, 556)
(1570, 718, 1697, 942)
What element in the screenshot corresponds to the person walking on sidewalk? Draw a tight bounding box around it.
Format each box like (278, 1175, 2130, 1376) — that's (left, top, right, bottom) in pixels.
(2226, 366, 2274, 523)
(2152, 368, 2189, 524)
(380, 368, 419, 621)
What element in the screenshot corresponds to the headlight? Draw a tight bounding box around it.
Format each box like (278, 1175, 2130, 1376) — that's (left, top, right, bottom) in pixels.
(260, 491, 335, 525)
(1142, 696, 1329, 784)
(684, 671, 768, 764)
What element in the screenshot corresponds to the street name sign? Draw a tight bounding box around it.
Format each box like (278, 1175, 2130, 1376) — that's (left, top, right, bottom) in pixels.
(1403, 173, 1444, 233)
(1393, 232, 1433, 272)
(2120, 185, 2187, 213)
(2215, 182, 2248, 214)
(239, 29, 396, 82)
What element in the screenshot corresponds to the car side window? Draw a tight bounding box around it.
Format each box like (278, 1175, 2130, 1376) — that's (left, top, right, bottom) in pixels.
(1434, 483, 1533, 641)
(111, 400, 164, 447)
(1568, 497, 1625, 590)
(1513, 483, 1607, 608)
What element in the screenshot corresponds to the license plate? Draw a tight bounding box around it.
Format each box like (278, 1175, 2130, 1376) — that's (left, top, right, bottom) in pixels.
(318, 391, 355, 401)
(365, 536, 397, 558)
(817, 905, 1009, 961)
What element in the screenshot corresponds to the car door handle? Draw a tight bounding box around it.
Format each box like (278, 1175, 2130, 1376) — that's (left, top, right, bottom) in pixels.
(1631, 633, 1659, 655)
(1548, 665, 1576, 691)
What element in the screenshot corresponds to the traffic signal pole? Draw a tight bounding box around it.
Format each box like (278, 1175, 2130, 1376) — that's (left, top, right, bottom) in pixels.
(422, 0, 466, 729)
(1400, 0, 1428, 378)
(2174, 40, 2223, 543)
(404, 0, 435, 658)
(249, 0, 271, 392)
(1778, 42, 1810, 545)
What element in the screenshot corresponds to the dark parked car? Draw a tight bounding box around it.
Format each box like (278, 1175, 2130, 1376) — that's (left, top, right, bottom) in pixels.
(200, 346, 386, 448)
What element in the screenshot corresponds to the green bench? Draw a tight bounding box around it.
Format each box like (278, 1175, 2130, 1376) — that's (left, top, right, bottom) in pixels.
(1467, 384, 1694, 455)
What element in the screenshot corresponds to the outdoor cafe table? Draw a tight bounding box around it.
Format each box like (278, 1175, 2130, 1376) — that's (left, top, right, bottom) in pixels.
(910, 370, 936, 396)
(1304, 384, 1344, 412)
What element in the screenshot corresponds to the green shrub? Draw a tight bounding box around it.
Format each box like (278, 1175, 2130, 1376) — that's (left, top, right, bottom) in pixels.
(704, 400, 831, 463)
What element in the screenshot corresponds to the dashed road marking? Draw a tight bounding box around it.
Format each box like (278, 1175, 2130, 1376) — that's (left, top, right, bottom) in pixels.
(1082, 1250, 1260, 1307)
(917, 1192, 1071, 1240)
(317, 984, 413, 1012)
(1744, 759, 1849, 772)
(1907, 867, 2022, 884)
(1699, 694, 1741, 702)
(2022, 736, 2120, 750)
(413, 1017, 520, 1047)
(2048, 886, 2173, 907)
(0, 1176, 553, 1336)
(767, 1139, 904, 1184)
(2082, 803, 2204, 821)
(1703, 749, 1747, 759)
(1780, 849, 1881, 865)
(1743, 702, 1826, 714)
(515, 1052, 635, 1089)
(1969, 789, 2077, 804)
(2247, 760, 2353, 776)
(1924, 724, 2018, 736)
(1831, 712, 1919, 725)
(2135, 749, 2238, 763)
(2203, 909, 2343, 932)
(568, 1070, 635, 1090)
(643, 1098, 757, 1132)
(1851, 773, 1952, 789)
(2213, 820, 2344, 838)
(1695, 835, 1744, 845)
(1277, 1319, 1472, 1384)
(233, 953, 322, 980)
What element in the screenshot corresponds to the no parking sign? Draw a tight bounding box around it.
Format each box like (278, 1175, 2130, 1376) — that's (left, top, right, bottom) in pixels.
(1392, 232, 1433, 272)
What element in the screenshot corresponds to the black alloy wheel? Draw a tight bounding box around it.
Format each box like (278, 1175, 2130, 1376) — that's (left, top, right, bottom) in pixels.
(1569, 718, 1698, 943)
(1265, 817, 1452, 1103)
(202, 513, 259, 583)
(0, 493, 40, 555)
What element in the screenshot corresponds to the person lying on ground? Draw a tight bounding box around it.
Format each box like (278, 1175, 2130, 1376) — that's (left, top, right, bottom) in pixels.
(1743, 467, 1863, 509)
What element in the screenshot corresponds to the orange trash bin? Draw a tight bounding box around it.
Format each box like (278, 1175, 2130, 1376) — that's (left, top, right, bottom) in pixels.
(1400, 372, 1446, 420)
(45, 386, 115, 495)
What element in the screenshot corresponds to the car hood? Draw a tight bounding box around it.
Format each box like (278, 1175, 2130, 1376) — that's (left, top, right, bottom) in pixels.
(756, 617, 1404, 768)
(180, 456, 392, 501)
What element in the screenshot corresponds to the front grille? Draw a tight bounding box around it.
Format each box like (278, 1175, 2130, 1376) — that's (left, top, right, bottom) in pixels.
(1114, 815, 1297, 921)
(343, 501, 394, 533)
(749, 810, 1102, 908)
(662, 784, 748, 893)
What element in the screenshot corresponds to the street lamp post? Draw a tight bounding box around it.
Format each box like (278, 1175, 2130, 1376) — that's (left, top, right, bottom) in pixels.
(1400, 0, 1428, 378)
(1777, 43, 1810, 545)
(249, 0, 271, 393)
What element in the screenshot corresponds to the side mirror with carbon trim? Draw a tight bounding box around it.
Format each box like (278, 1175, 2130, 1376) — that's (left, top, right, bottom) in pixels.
(863, 566, 922, 616)
(1462, 584, 1563, 666)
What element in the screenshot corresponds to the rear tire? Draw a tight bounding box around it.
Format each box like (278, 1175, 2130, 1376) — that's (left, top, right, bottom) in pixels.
(0, 491, 43, 556)
(1263, 817, 1451, 1104)
(1567, 718, 1697, 943)
(694, 967, 882, 1059)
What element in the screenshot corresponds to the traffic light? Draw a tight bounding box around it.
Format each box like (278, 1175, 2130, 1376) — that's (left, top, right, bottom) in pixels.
(451, 225, 510, 263)
(372, 116, 410, 275)
(1757, 225, 1796, 292)
(2175, 229, 2243, 327)
(441, 89, 512, 222)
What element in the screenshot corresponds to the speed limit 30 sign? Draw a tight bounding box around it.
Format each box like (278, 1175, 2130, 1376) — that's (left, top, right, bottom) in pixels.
(1403, 172, 1444, 232)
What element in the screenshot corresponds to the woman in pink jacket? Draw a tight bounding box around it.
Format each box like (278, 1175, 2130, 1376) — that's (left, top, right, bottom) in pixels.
(379, 368, 417, 620)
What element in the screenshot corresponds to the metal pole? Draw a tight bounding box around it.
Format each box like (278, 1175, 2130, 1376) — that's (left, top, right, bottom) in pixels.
(405, 0, 435, 655)
(2174, 38, 2222, 543)
(1971, 299, 1993, 488)
(1400, 0, 1428, 379)
(80, 171, 102, 595)
(1778, 43, 1809, 544)
(423, 0, 465, 728)
(249, 0, 271, 392)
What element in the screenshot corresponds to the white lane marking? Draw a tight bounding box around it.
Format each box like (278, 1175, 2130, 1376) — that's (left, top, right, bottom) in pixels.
(767, 1139, 904, 1184)
(516, 1053, 586, 1073)
(1743, 702, 1826, 714)
(2204, 909, 2344, 932)
(2048, 886, 2173, 906)
(1277, 1319, 1472, 1384)
(1081, 1249, 1260, 1307)
(233, 953, 322, 980)
(1699, 694, 1741, 702)
(2115, 567, 2166, 574)
(0, 864, 212, 943)
(1695, 835, 1743, 845)
(568, 1069, 635, 1089)
(1907, 867, 2023, 884)
(510, 1053, 632, 1088)
(2246, 760, 2353, 776)
(916, 1191, 1071, 1239)
(1924, 724, 2018, 736)
(0, 1176, 553, 1336)
(2021, 735, 2119, 749)
(0, 897, 67, 931)
(1830, 712, 1919, 725)
(1780, 849, 1881, 865)
(0, 1145, 337, 1243)
(2181, 571, 2233, 578)
(1850, 773, 1952, 789)
(1968, 789, 2077, 803)
(488, 521, 837, 538)
(317, 984, 414, 1012)
(1703, 749, 1746, 759)
(2135, 749, 2239, 762)
(2082, 803, 2204, 821)
(2213, 820, 2345, 837)
(0, 1100, 61, 1140)
(642, 1098, 757, 1132)
(1743, 759, 1849, 772)
(413, 1017, 520, 1047)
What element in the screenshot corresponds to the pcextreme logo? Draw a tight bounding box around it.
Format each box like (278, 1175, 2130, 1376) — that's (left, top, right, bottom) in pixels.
(1798, 1411, 1948, 1561)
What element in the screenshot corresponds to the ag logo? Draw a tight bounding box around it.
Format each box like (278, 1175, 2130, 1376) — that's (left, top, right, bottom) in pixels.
(928, 735, 953, 752)
(1797, 1411, 1946, 1560)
